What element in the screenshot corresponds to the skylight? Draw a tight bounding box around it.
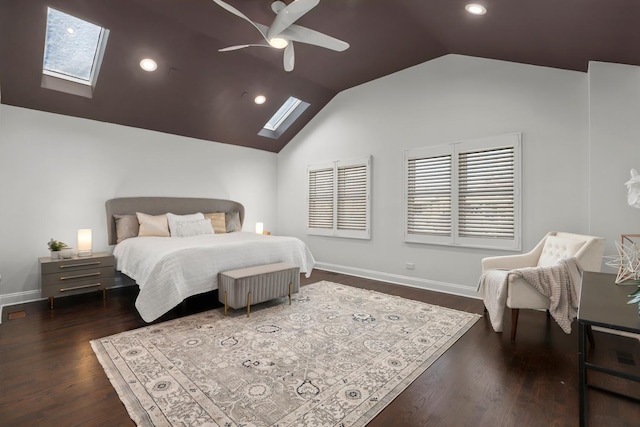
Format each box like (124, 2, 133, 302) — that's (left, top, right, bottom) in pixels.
(258, 96, 310, 139)
(42, 7, 109, 96)
(264, 97, 302, 131)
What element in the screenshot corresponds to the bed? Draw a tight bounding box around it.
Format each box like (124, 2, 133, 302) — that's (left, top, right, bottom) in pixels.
(106, 197, 315, 322)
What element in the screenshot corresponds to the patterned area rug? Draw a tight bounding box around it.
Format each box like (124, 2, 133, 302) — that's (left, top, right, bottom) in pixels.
(91, 281, 480, 426)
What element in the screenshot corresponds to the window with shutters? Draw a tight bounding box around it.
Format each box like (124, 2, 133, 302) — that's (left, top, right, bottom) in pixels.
(404, 133, 521, 250)
(307, 157, 371, 239)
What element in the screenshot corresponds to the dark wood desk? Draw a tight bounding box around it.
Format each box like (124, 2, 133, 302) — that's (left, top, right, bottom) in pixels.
(578, 271, 640, 427)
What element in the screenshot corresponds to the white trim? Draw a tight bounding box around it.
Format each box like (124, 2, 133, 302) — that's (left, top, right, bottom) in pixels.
(0, 274, 134, 324)
(0, 290, 44, 324)
(314, 262, 480, 299)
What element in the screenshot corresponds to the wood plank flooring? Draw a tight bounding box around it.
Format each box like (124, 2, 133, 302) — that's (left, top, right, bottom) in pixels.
(1, 270, 638, 426)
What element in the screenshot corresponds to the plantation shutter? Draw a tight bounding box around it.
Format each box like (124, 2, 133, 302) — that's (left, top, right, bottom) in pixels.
(406, 154, 452, 237)
(307, 157, 371, 239)
(458, 146, 515, 239)
(308, 166, 334, 231)
(404, 133, 521, 250)
(337, 163, 368, 232)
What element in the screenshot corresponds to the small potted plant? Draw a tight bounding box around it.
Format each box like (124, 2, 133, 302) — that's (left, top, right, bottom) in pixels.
(48, 238, 68, 259)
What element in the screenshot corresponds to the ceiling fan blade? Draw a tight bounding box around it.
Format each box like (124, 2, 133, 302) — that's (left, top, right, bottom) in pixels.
(212, 0, 268, 41)
(283, 42, 295, 72)
(219, 43, 271, 52)
(280, 24, 349, 51)
(267, 0, 319, 40)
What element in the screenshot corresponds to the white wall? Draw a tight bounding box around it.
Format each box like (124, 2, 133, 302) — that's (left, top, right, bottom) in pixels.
(0, 105, 278, 307)
(278, 54, 590, 296)
(588, 61, 640, 265)
(3, 55, 636, 314)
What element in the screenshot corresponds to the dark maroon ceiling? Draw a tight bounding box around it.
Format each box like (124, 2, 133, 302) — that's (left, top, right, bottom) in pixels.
(2, 0, 639, 153)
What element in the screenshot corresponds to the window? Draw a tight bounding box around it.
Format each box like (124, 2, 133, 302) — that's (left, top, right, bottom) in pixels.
(42, 7, 110, 98)
(404, 133, 521, 250)
(307, 156, 371, 239)
(258, 96, 310, 139)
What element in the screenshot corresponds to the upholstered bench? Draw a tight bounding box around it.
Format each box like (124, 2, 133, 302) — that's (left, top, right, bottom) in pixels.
(218, 262, 300, 317)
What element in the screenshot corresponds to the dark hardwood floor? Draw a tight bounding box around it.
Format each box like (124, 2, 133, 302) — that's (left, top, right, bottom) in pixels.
(1, 270, 638, 426)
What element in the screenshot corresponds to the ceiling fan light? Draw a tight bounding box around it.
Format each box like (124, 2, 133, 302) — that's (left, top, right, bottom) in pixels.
(139, 58, 158, 72)
(268, 38, 288, 49)
(465, 4, 487, 15)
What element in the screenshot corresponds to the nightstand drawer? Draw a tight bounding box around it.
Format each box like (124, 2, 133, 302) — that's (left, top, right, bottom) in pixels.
(41, 275, 114, 298)
(41, 256, 115, 275)
(40, 266, 115, 287)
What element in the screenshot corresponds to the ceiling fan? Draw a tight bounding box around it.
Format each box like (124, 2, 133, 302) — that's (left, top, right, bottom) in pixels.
(213, 0, 349, 72)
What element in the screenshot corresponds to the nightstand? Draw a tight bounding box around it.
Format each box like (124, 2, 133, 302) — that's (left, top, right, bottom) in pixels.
(39, 252, 115, 309)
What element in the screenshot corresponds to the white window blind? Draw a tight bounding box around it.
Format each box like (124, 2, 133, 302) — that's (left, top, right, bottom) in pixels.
(308, 166, 334, 230)
(406, 154, 452, 238)
(404, 133, 521, 250)
(458, 146, 515, 240)
(308, 157, 371, 239)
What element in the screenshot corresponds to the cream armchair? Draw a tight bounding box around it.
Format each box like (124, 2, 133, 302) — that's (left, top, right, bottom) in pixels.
(481, 231, 605, 341)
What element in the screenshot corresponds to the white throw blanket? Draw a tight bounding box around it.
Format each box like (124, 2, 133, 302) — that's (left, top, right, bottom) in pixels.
(477, 258, 583, 334)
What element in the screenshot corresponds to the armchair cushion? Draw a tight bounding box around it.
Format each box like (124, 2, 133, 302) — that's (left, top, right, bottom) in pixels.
(537, 235, 586, 267)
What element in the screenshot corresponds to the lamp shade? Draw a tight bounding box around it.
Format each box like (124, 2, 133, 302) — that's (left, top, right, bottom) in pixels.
(255, 222, 264, 234)
(77, 229, 92, 257)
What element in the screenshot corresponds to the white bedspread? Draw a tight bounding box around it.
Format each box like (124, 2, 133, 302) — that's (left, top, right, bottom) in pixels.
(113, 232, 315, 322)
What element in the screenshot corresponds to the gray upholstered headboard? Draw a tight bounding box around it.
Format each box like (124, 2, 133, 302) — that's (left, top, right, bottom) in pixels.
(105, 197, 245, 245)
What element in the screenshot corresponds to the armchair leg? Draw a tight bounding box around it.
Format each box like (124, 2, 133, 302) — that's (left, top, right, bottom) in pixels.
(511, 309, 520, 342)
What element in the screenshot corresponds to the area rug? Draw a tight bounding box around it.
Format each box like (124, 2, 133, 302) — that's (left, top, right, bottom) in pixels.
(91, 281, 480, 426)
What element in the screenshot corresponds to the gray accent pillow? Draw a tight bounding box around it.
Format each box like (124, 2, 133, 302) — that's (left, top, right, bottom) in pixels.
(225, 211, 242, 232)
(175, 219, 215, 237)
(114, 214, 139, 243)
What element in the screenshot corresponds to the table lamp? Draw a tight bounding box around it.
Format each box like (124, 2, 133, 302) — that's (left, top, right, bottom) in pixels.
(77, 229, 92, 257)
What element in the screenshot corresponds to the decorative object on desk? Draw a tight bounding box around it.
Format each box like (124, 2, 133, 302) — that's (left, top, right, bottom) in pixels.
(77, 228, 92, 257)
(604, 238, 640, 284)
(47, 238, 67, 259)
(60, 247, 74, 259)
(625, 168, 640, 208)
(255, 221, 263, 234)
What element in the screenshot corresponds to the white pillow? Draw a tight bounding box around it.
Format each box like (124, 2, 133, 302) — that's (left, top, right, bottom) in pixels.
(537, 235, 586, 267)
(136, 212, 170, 237)
(166, 212, 205, 236)
(174, 219, 215, 237)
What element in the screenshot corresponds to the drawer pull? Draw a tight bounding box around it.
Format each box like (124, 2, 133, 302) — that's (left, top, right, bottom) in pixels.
(59, 261, 101, 269)
(59, 272, 101, 281)
(60, 283, 102, 292)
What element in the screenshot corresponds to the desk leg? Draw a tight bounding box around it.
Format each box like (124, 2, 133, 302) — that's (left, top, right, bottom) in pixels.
(578, 321, 588, 427)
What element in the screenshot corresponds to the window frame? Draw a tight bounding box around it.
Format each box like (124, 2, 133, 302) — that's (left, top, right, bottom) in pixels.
(307, 156, 372, 240)
(41, 7, 110, 98)
(403, 133, 521, 250)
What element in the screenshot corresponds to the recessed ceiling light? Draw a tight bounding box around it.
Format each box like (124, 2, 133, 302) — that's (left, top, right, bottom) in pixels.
(268, 38, 288, 49)
(66, 27, 74, 34)
(465, 4, 487, 15)
(254, 95, 266, 105)
(139, 58, 157, 72)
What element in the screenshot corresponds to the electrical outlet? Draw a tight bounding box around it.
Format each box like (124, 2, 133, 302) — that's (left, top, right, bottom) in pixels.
(405, 262, 414, 270)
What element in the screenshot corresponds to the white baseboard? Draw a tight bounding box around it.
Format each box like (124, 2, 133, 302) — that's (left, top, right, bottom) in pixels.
(0, 290, 44, 325)
(0, 277, 134, 325)
(314, 262, 480, 300)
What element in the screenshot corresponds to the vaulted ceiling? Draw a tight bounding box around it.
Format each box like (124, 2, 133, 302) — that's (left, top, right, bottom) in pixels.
(1, 0, 639, 153)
